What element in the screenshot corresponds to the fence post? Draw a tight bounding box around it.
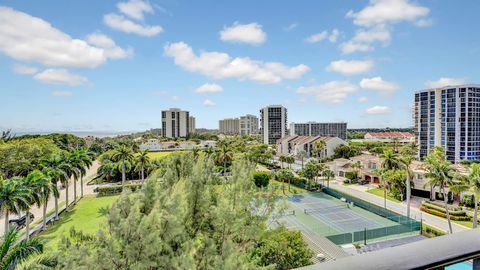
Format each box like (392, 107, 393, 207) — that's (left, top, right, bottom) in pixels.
(364, 228, 367, 245)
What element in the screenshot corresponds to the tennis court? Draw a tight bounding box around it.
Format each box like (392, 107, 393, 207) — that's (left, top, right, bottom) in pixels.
(274, 191, 421, 245)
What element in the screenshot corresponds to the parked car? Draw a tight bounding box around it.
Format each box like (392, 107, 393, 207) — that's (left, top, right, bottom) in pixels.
(9, 213, 35, 229)
(358, 179, 369, 185)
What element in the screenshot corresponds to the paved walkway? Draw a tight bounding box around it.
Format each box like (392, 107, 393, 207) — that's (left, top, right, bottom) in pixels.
(329, 180, 468, 233)
(0, 161, 100, 235)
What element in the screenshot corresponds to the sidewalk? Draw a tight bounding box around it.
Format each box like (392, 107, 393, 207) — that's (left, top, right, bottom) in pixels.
(329, 180, 468, 233)
(0, 161, 100, 235)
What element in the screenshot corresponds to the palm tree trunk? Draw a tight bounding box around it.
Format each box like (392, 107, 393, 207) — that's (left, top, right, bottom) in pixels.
(443, 188, 453, 234)
(65, 183, 69, 210)
(54, 197, 59, 220)
(223, 159, 227, 176)
(406, 174, 411, 218)
(26, 210, 30, 240)
(383, 185, 387, 208)
(301, 158, 304, 169)
(474, 194, 478, 229)
(141, 164, 145, 184)
(80, 176, 84, 198)
(42, 203, 47, 230)
(73, 178, 77, 205)
(4, 210, 9, 236)
(121, 160, 126, 187)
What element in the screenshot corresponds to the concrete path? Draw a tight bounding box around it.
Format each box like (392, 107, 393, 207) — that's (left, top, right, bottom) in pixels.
(0, 161, 100, 235)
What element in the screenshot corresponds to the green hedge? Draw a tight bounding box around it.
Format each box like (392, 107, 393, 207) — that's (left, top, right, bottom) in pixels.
(253, 171, 271, 188)
(97, 184, 142, 196)
(420, 206, 471, 221)
(422, 224, 446, 238)
(422, 201, 466, 216)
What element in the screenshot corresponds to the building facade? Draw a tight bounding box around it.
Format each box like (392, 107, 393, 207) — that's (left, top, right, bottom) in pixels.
(189, 116, 196, 134)
(239, 114, 259, 135)
(414, 84, 480, 162)
(289, 122, 347, 140)
(260, 105, 287, 144)
(219, 118, 240, 135)
(161, 108, 192, 138)
(276, 135, 346, 158)
(363, 132, 415, 143)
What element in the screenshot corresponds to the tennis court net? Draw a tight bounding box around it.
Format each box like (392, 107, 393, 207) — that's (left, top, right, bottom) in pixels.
(304, 204, 349, 214)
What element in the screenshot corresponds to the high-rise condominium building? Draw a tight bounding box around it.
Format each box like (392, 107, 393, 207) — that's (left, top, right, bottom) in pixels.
(161, 108, 193, 138)
(289, 122, 347, 140)
(189, 116, 196, 134)
(219, 118, 240, 135)
(219, 114, 259, 135)
(239, 114, 259, 135)
(414, 84, 480, 163)
(260, 105, 287, 144)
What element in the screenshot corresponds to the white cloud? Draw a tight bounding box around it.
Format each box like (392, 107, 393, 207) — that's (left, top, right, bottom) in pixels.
(346, 0, 430, 27)
(34, 69, 88, 86)
(51, 91, 73, 97)
(86, 33, 133, 59)
(104, 13, 163, 36)
(340, 26, 391, 54)
(195, 83, 223, 94)
(366, 105, 391, 115)
(164, 42, 309, 84)
(12, 64, 38, 75)
(297, 81, 359, 103)
(425, 77, 467, 88)
(306, 29, 341, 43)
(326, 59, 374, 76)
(0, 7, 118, 68)
(340, 41, 373, 54)
(284, 23, 299, 32)
(305, 31, 327, 43)
(357, 96, 368, 103)
(328, 29, 341, 43)
(220, 22, 266, 45)
(360, 76, 399, 94)
(203, 99, 216, 107)
(117, 0, 154, 21)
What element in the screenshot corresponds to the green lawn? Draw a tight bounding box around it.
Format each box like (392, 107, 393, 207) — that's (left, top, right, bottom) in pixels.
(37, 195, 119, 250)
(269, 180, 305, 196)
(146, 151, 185, 160)
(367, 187, 401, 203)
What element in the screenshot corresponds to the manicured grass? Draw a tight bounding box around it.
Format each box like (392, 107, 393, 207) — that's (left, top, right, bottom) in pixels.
(269, 180, 305, 196)
(146, 151, 185, 160)
(37, 195, 119, 250)
(367, 187, 401, 203)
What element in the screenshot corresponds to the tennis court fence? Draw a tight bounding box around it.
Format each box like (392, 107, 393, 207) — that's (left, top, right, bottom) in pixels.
(322, 187, 422, 245)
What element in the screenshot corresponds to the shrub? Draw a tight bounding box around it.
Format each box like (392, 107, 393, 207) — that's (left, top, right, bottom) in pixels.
(420, 206, 471, 221)
(460, 194, 475, 208)
(253, 171, 271, 188)
(345, 171, 358, 181)
(97, 184, 142, 196)
(422, 201, 465, 216)
(422, 224, 446, 238)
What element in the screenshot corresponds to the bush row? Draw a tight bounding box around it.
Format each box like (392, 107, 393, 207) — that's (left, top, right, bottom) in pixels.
(420, 206, 471, 221)
(97, 184, 143, 196)
(422, 224, 446, 238)
(422, 201, 466, 216)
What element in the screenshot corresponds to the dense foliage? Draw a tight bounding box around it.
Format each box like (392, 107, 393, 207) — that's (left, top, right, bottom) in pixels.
(52, 155, 313, 269)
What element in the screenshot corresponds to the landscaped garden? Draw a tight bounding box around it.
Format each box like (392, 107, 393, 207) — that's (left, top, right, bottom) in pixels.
(367, 187, 401, 203)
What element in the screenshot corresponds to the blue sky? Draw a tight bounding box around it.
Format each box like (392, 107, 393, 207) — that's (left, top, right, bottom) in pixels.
(1, 0, 479, 132)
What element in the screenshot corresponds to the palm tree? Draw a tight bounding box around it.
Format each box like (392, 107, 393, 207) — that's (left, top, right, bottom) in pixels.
(41, 155, 69, 219)
(204, 147, 215, 158)
(285, 156, 295, 170)
(76, 149, 93, 199)
(192, 147, 201, 161)
(424, 147, 457, 234)
(313, 140, 326, 159)
(136, 150, 151, 184)
(22, 171, 50, 239)
(323, 169, 335, 188)
(217, 143, 233, 176)
(111, 145, 134, 187)
(97, 160, 117, 182)
(400, 155, 414, 218)
(279, 155, 286, 169)
(61, 154, 79, 210)
(297, 150, 308, 170)
(0, 229, 44, 269)
(452, 163, 480, 228)
(0, 178, 30, 236)
(35, 172, 59, 231)
(380, 149, 402, 208)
